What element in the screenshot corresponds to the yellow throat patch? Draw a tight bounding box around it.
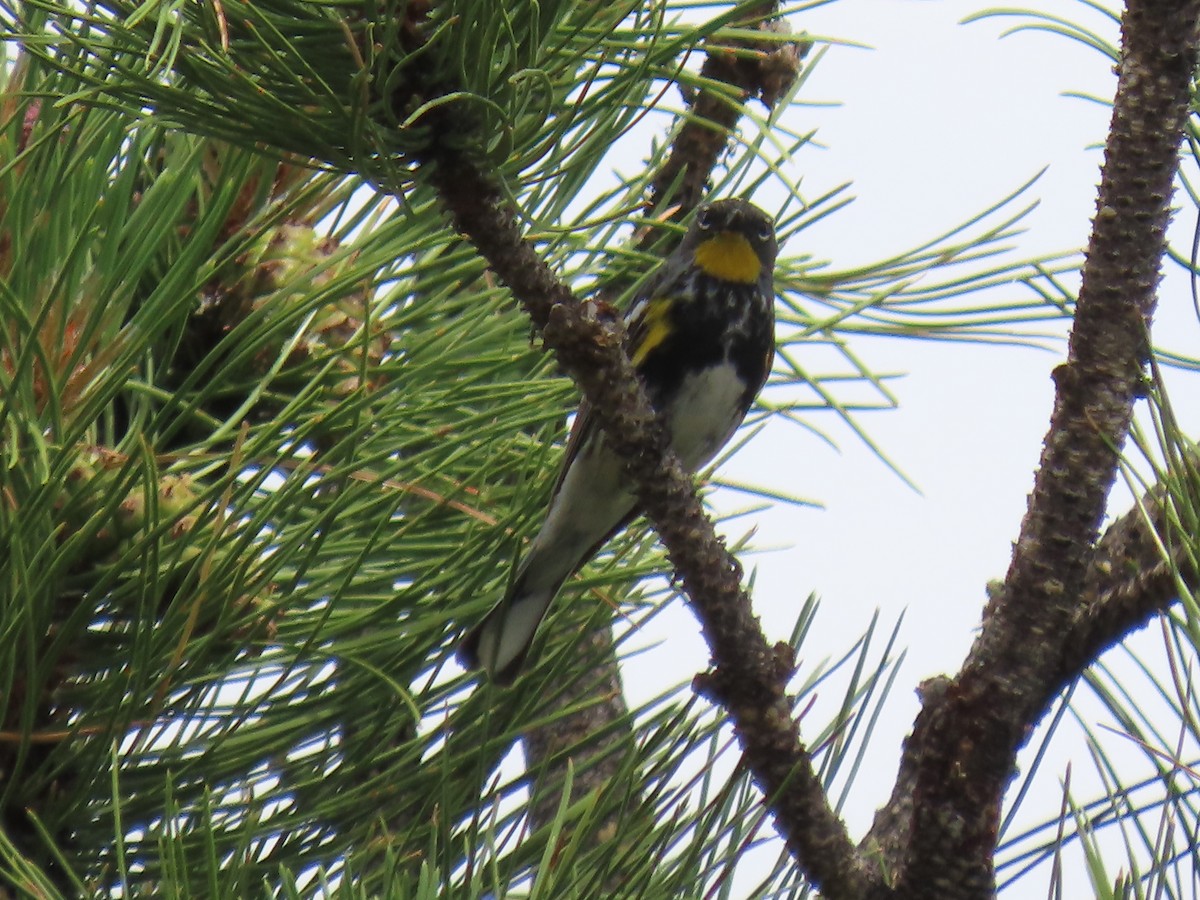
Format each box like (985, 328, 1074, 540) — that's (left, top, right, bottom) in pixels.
(693, 232, 761, 284)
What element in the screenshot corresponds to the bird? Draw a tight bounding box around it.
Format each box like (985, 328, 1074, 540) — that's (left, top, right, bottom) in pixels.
(458, 197, 777, 685)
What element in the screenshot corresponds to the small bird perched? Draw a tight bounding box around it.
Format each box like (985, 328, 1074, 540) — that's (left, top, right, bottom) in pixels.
(458, 198, 777, 685)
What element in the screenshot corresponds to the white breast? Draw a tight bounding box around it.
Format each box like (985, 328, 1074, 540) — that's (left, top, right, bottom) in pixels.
(668, 361, 747, 470)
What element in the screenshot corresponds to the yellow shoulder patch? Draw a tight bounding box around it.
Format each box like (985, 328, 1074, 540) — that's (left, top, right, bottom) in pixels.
(631, 299, 672, 366)
(693, 232, 761, 284)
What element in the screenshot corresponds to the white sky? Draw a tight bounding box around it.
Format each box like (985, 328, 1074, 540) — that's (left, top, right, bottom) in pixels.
(617, 1, 1200, 894)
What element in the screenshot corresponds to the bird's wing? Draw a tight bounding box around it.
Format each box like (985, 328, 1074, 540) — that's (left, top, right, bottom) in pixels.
(549, 265, 680, 500)
(549, 395, 598, 500)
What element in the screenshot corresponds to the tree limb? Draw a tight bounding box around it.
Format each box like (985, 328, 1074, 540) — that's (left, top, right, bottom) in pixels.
(381, 2, 862, 892)
(524, 625, 631, 840)
(423, 148, 865, 895)
(649, 12, 807, 215)
(863, 2, 1200, 895)
(1058, 468, 1199, 686)
(523, 0, 806, 857)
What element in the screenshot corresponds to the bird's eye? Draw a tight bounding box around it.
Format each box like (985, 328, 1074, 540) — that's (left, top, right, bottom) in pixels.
(696, 207, 715, 230)
(757, 221, 774, 241)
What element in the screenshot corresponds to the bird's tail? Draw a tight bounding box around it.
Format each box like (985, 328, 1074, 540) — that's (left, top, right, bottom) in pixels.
(457, 570, 562, 686)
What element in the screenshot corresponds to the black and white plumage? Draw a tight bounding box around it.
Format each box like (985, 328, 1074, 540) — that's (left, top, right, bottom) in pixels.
(459, 198, 777, 685)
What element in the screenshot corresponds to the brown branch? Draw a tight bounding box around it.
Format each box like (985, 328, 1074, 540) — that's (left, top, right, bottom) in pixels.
(423, 151, 864, 894)
(649, 15, 807, 215)
(863, 474, 1198, 894)
(391, 3, 858, 891)
(525, 624, 631, 837)
(593, 12, 806, 307)
(862, 2, 1200, 895)
(521, 4, 805, 867)
(1057, 467, 1200, 686)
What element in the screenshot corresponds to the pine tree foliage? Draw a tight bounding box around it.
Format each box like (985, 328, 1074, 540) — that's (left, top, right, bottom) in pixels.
(4, 0, 1189, 896)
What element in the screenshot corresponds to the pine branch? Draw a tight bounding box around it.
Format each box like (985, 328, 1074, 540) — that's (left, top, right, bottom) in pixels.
(386, 0, 847, 888)
(524, 626, 630, 838)
(420, 117, 866, 900)
(648, 11, 805, 215)
(863, 2, 1200, 895)
(429, 151, 867, 899)
(1057, 470, 1197, 687)
(522, 1, 806, 861)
